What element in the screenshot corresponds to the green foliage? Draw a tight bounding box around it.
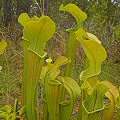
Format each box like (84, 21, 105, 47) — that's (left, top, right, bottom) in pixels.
(18, 13, 56, 120)
(59, 3, 87, 101)
(59, 76, 80, 120)
(101, 81, 119, 120)
(59, 3, 87, 28)
(41, 56, 80, 120)
(0, 2, 120, 120)
(0, 99, 23, 120)
(75, 29, 107, 80)
(116, 87, 120, 120)
(0, 40, 7, 72)
(82, 83, 109, 120)
(0, 40, 7, 55)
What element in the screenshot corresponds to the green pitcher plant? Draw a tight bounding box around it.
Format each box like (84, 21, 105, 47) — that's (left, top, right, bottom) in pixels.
(0, 40, 7, 55)
(0, 3, 120, 120)
(0, 99, 24, 120)
(59, 3, 119, 120)
(18, 13, 55, 120)
(40, 56, 80, 120)
(0, 40, 7, 72)
(116, 87, 120, 120)
(59, 4, 87, 101)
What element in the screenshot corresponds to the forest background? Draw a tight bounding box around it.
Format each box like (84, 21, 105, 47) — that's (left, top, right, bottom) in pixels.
(0, 0, 120, 113)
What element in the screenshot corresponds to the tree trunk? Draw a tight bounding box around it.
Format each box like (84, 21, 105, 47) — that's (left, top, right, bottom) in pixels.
(81, 0, 85, 11)
(46, 0, 48, 15)
(22, 0, 32, 15)
(27, 0, 31, 15)
(0, 0, 2, 11)
(17, 0, 22, 18)
(3, 0, 12, 27)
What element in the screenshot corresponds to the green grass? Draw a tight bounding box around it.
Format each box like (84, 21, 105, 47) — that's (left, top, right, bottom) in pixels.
(99, 61, 120, 87)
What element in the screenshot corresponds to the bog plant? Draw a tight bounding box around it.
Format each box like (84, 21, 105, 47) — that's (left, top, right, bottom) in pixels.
(0, 40, 6, 73)
(0, 3, 120, 120)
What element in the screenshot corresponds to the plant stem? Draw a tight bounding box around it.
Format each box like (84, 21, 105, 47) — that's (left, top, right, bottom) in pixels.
(61, 28, 79, 101)
(22, 39, 44, 120)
